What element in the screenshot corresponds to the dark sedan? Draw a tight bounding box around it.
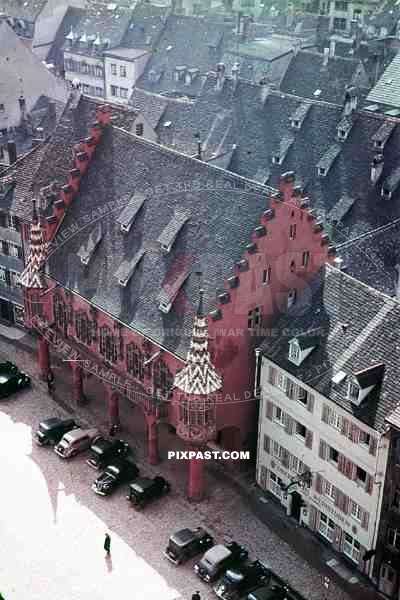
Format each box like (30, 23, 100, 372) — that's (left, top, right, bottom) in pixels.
(35, 418, 77, 446)
(127, 476, 170, 508)
(92, 459, 139, 496)
(0, 361, 30, 399)
(86, 436, 130, 469)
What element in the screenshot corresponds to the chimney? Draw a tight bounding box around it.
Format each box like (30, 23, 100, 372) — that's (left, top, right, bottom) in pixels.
(371, 154, 384, 184)
(329, 39, 336, 58)
(231, 62, 240, 82)
(334, 256, 344, 270)
(18, 95, 26, 123)
(7, 140, 17, 165)
(344, 86, 357, 115)
(216, 62, 226, 91)
(194, 132, 202, 160)
(48, 100, 56, 121)
(323, 47, 329, 67)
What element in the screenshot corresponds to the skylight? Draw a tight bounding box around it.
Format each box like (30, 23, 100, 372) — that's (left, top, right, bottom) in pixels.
(332, 371, 346, 384)
(313, 89, 321, 97)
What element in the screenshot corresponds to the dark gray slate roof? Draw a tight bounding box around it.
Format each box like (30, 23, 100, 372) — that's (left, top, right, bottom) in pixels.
(367, 52, 400, 109)
(136, 15, 232, 98)
(121, 2, 169, 51)
(154, 77, 400, 243)
(43, 98, 270, 358)
(129, 87, 168, 129)
(337, 220, 400, 297)
(34, 6, 83, 70)
(0, 0, 46, 21)
(260, 263, 400, 431)
(280, 50, 368, 105)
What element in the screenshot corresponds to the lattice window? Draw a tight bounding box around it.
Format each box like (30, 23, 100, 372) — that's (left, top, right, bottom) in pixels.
(75, 311, 91, 345)
(180, 398, 215, 426)
(153, 359, 173, 398)
(53, 294, 68, 329)
(126, 343, 144, 381)
(99, 326, 118, 363)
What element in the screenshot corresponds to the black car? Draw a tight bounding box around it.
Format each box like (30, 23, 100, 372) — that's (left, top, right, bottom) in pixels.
(194, 541, 248, 583)
(35, 418, 77, 446)
(164, 527, 214, 565)
(0, 361, 30, 399)
(247, 587, 289, 600)
(92, 458, 139, 496)
(127, 476, 170, 508)
(214, 560, 271, 600)
(86, 436, 130, 469)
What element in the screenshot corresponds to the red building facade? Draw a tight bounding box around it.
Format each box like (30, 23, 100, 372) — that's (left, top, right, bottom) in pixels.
(19, 103, 335, 499)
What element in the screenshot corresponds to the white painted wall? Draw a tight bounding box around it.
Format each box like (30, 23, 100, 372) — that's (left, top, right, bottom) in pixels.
(104, 53, 150, 105)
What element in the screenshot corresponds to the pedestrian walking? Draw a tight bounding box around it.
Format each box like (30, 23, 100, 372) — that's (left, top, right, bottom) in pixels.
(104, 533, 111, 555)
(47, 369, 55, 395)
(109, 424, 118, 437)
(191, 592, 201, 600)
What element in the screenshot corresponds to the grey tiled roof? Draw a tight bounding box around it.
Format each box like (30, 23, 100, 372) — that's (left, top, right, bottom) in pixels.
(260, 263, 400, 431)
(42, 98, 271, 358)
(337, 220, 400, 297)
(121, 1, 169, 51)
(367, 53, 400, 108)
(280, 50, 368, 105)
(34, 6, 85, 69)
(0, 0, 46, 21)
(316, 144, 341, 172)
(129, 88, 168, 129)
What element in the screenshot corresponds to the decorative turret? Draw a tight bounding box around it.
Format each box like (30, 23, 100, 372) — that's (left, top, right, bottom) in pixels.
(173, 290, 223, 501)
(174, 290, 223, 396)
(19, 199, 48, 290)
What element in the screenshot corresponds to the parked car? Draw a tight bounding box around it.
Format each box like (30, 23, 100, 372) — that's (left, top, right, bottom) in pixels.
(164, 527, 214, 565)
(86, 436, 130, 469)
(92, 458, 139, 496)
(54, 428, 99, 458)
(214, 560, 271, 600)
(0, 361, 30, 399)
(247, 586, 290, 600)
(127, 476, 170, 508)
(35, 418, 77, 446)
(194, 541, 248, 583)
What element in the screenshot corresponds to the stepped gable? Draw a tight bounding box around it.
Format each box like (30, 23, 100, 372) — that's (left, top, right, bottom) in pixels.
(19, 201, 48, 289)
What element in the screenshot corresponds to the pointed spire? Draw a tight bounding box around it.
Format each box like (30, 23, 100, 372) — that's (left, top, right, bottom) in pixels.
(18, 198, 48, 289)
(173, 291, 223, 396)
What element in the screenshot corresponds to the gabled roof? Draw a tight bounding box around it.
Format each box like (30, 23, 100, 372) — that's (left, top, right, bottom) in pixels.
(291, 330, 321, 351)
(0, 0, 46, 22)
(280, 50, 367, 105)
(367, 53, 400, 109)
(44, 97, 270, 358)
(317, 144, 341, 172)
(260, 264, 400, 431)
(129, 88, 168, 129)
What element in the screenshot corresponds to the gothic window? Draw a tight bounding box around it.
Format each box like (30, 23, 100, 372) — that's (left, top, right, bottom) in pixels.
(75, 311, 91, 345)
(99, 325, 118, 363)
(180, 398, 215, 426)
(126, 343, 144, 381)
(153, 359, 173, 398)
(54, 294, 68, 329)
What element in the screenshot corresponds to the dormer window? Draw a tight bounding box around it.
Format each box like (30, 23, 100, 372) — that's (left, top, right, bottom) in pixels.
(348, 380, 360, 402)
(338, 129, 346, 140)
(291, 120, 300, 129)
(287, 289, 296, 309)
(318, 167, 326, 177)
(248, 307, 261, 330)
(289, 340, 300, 364)
(289, 224, 296, 240)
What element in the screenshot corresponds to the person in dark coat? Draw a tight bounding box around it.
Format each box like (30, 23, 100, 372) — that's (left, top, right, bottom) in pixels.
(191, 592, 201, 600)
(47, 369, 55, 394)
(104, 533, 111, 555)
(109, 424, 118, 437)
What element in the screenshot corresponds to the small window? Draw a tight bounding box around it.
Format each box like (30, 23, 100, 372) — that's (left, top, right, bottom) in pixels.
(95, 87, 103, 97)
(359, 431, 370, 446)
(7, 214, 18, 231)
(274, 406, 286, 426)
(290, 260, 295, 272)
(318, 167, 326, 176)
(292, 119, 300, 129)
(387, 528, 400, 551)
(111, 63, 117, 75)
(356, 466, 367, 483)
(289, 341, 300, 363)
(0, 266, 6, 283)
(296, 421, 306, 439)
(289, 223, 297, 239)
(135, 123, 144, 136)
(276, 372, 286, 391)
(287, 289, 297, 309)
(120, 87, 128, 99)
(82, 84, 90, 94)
(324, 481, 336, 501)
(262, 266, 271, 285)
(297, 386, 308, 405)
(348, 381, 359, 402)
(110, 85, 118, 97)
(247, 307, 261, 329)
(95, 66, 103, 78)
(302, 250, 310, 267)
(333, 17, 347, 30)
(120, 65, 127, 77)
(0, 104, 4, 112)
(329, 446, 339, 463)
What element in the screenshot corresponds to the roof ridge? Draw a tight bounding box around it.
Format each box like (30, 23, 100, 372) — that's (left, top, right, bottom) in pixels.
(337, 218, 400, 248)
(113, 125, 275, 193)
(0, 139, 48, 176)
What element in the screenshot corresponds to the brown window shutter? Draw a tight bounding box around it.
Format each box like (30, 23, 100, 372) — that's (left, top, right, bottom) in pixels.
(369, 436, 378, 456)
(316, 474, 323, 494)
(341, 418, 350, 436)
(361, 510, 370, 530)
(342, 494, 350, 514)
(319, 439, 327, 459)
(345, 459, 353, 479)
(334, 488, 341, 508)
(264, 435, 271, 454)
(282, 449, 290, 468)
(266, 400, 273, 420)
(351, 424, 361, 443)
(307, 393, 315, 412)
(305, 429, 313, 449)
(351, 463, 358, 480)
(338, 454, 346, 473)
(365, 474, 374, 495)
(285, 415, 294, 435)
(286, 379, 295, 399)
(321, 404, 329, 423)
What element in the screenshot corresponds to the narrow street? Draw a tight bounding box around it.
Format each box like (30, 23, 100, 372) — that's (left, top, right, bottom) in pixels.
(0, 330, 379, 600)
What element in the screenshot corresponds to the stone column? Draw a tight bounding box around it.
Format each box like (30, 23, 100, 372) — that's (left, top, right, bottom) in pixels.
(108, 389, 120, 427)
(37, 334, 50, 380)
(188, 448, 204, 502)
(71, 363, 83, 405)
(146, 416, 159, 465)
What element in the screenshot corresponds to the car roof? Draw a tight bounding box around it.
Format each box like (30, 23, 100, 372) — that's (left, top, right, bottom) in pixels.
(63, 428, 97, 442)
(40, 417, 62, 427)
(129, 477, 153, 492)
(170, 528, 196, 545)
(202, 544, 231, 563)
(248, 588, 280, 600)
(91, 437, 112, 450)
